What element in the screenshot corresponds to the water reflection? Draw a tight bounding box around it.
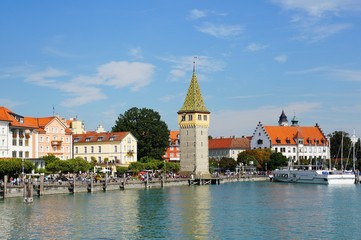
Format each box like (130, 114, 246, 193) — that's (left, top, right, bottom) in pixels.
(167, 186, 211, 238)
(1, 183, 361, 239)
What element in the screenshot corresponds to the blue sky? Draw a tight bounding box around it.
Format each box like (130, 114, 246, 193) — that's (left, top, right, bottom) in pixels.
(1, 1, 361, 138)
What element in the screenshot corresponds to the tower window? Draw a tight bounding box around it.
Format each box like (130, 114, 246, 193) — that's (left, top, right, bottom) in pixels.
(188, 115, 193, 121)
(198, 115, 202, 120)
(203, 115, 207, 121)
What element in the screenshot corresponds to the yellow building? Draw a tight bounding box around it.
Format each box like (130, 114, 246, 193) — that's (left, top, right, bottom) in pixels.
(73, 131, 137, 172)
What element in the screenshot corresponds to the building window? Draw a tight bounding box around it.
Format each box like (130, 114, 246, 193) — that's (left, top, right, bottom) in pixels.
(75, 147, 78, 154)
(188, 115, 193, 121)
(98, 146, 101, 153)
(12, 151, 16, 157)
(203, 115, 207, 121)
(198, 115, 202, 120)
(84, 147, 87, 153)
(115, 146, 117, 152)
(46, 137, 49, 142)
(257, 139, 263, 144)
(98, 157, 102, 163)
(91, 146, 94, 153)
(181, 115, 186, 121)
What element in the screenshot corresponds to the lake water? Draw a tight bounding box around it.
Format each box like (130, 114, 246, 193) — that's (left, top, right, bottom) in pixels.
(1, 181, 360, 240)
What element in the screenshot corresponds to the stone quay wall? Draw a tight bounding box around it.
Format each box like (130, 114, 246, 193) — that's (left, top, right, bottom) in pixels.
(0, 175, 269, 199)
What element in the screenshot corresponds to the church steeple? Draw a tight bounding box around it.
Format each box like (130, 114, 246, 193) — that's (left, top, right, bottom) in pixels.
(278, 109, 288, 126)
(178, 61, 209, 114)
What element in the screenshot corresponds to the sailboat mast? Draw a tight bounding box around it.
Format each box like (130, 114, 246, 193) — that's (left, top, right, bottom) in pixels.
(341, 132, 344, 171)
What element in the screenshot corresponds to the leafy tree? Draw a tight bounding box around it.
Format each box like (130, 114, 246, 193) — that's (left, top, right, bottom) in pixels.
(328, 131, 351, 160)
(0, 158, 34, 178)
(45, 160, 62, 173)
(237, 152, 257, 166)
(219, 157, 237, 171)
(116, 166, 129, 174)
(45, 158, 91, 174)
(112, 107, 169, 160)
(43, 154, 60, 165)
(237, 149, 271, 169)
(268, 152, 288, 170)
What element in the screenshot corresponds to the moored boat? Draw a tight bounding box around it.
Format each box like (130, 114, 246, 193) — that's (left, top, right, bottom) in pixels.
(272, 167, 355, 184)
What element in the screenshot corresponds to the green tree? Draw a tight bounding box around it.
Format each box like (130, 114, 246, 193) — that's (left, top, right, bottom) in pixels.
(219, 157, 237, 171)
(43, 154, 60, 165)
(328, 131, 354, 170)
(237, 151, 257, 166)
(0, 158, 34, 178)
(112, 107, 169, 160)
(268, 152, 288, 170)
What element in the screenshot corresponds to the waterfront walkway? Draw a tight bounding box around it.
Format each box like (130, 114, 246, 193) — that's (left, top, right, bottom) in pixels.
(0, 174, 268, 199)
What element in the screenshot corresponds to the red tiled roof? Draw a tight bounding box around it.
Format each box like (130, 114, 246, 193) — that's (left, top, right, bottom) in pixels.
(209, 137, 250, 149)
(0, 106, 73, 134)
(169, 130, 179, 143)
(73, 132, 132, 143)
(0, 106, 37, 128)
(264, 126, 328, 145)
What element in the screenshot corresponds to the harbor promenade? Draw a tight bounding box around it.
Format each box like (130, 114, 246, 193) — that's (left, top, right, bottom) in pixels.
(0, 174, 268, 199)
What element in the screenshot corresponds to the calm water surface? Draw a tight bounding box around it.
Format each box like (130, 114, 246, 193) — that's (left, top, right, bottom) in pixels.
(1, 182, 361, 240)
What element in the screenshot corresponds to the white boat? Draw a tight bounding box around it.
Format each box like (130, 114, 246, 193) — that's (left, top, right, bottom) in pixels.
(272, 168, 355, 185)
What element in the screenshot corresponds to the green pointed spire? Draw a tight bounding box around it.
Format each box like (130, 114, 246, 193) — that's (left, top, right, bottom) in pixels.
(179, 62, 209, 113)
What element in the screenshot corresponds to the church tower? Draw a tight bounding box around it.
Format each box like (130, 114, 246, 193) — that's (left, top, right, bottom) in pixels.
(178, 62, 210, 178)
(278, 109, 288, 126)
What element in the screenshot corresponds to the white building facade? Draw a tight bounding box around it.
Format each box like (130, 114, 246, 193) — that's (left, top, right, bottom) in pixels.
(251, 112, 330, 164)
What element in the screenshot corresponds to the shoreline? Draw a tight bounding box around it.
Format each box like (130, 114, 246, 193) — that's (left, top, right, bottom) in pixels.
(0, 175, 269, 199)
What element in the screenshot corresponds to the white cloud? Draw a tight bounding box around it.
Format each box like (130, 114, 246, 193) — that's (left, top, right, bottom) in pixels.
(24, 61, 155, 107)
(273, 0, 361, 18)
(272, 0, 361, 41)
(97, 61, 154, 91)
(188, 9, 207, 20)
(246, 43, 268, 52)
(195, 22, 243, 38)
(274, 54, 288, 63)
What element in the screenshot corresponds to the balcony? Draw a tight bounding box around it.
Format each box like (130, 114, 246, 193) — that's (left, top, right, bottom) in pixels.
(51, 140, 63, 146)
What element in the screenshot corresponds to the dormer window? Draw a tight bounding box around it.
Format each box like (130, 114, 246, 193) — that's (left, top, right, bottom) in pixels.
(276, 137, 281, 144)
(110, 136, 115, 141)
(257, 139, 263, 144)
(85, 137, 91, 142)
(97, 137, 104, 141)
(74, 138, 80, 142)
(286, 138, 290, 144)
